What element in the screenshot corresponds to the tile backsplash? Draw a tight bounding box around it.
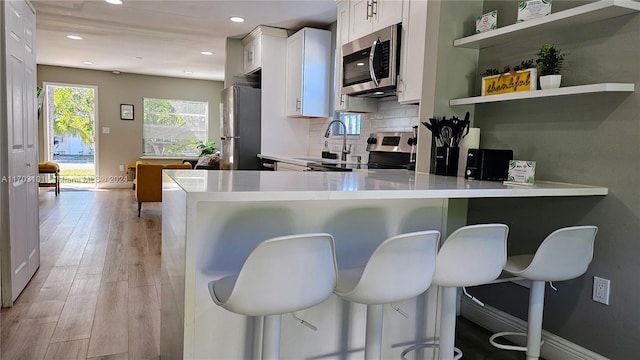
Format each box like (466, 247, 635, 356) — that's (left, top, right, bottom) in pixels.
(308, 97, 419, 160)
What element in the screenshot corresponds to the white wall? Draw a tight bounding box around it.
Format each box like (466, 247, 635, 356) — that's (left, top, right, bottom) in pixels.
(308, 98, 419, 159)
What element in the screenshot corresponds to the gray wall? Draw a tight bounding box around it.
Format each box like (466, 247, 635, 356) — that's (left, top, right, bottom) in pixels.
(37, 65, 224, 186)
(464, 1, 639, 358)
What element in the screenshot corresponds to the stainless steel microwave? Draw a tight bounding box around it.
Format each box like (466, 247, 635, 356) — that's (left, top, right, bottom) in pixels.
(341, 24, 401, 97)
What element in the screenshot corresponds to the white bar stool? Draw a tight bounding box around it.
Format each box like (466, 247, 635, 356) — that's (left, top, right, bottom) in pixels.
(334, 230, 441, 360)
(207, 233, 337, 360)
(489, 225, 598, 360)
(401, 224, 509, 360)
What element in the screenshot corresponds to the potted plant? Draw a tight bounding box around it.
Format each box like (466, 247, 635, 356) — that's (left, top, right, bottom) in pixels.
(536, 44, 566, 89)
(195, 140, 217, 157)
(194, 140, 220, 169)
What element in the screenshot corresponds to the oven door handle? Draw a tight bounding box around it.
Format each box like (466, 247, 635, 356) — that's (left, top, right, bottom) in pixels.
(369, 38, 380, 87)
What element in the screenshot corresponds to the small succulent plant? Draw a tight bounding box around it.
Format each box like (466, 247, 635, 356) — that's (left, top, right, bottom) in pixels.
(536, 44, 567, 76)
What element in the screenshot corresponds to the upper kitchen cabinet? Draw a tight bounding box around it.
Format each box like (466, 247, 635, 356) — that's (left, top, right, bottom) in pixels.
(335, 0, 378, 112)
(285, 27, 332, 117)
(242, 26, 288, 75)
(349, 0, 403, 41)
(397, 0, 427, 104)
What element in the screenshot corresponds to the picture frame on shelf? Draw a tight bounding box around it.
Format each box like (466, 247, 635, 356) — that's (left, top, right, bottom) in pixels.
(120, 104, 134, 120)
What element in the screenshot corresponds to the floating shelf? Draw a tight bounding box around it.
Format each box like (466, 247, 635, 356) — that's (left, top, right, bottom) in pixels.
(449, 83, 635, 106)
(453, 0, 640, 49)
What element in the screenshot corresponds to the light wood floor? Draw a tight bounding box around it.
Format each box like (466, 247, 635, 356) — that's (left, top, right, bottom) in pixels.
(1, 188, 162, 360)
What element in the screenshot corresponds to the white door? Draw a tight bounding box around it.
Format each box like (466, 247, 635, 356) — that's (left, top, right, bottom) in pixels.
(3, 0, 39, 304)
(23, 0, 39, 281)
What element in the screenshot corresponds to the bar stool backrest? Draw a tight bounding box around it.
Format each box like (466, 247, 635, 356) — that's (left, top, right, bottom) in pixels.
(220, 233, 337, 316)
(433, 224, 509, 287)
(340, 230, 440, 304)
(519, 226, 598, 281)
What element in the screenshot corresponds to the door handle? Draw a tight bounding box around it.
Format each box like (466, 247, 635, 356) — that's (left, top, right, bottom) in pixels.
(369, 37, 380, 87)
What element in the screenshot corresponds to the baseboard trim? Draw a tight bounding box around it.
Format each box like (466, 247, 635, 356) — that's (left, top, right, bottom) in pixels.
(460, 297, 609, 360)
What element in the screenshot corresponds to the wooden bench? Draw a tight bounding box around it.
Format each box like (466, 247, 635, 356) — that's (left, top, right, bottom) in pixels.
(38, 161, 60, 196)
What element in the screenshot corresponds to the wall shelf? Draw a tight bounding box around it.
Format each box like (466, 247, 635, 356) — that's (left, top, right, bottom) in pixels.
(453, 0, 640, 49)
(449, 83, 635, 106)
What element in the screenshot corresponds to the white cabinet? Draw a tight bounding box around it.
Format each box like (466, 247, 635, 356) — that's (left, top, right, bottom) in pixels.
(397, 0, 428, 104)
(242, 35, 261, 74)
(285, 27, 331, 117)
(242, 26, 288, 75)
(334, 0, 378, 113)
(349, 0, 403, 41)
(376, 0, 404, 30)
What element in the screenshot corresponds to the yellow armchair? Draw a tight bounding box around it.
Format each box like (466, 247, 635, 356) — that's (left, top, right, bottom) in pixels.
(135, 162, 192, 216)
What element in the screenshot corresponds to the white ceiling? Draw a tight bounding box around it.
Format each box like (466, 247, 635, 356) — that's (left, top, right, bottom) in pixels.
(32, 0, 337, 81)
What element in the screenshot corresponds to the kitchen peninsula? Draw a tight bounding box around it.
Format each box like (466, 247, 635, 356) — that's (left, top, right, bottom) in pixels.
(160, 169, 606, 359)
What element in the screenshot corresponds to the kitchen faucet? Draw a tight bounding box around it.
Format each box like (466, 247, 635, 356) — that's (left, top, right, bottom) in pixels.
(324, 120, 351, 161)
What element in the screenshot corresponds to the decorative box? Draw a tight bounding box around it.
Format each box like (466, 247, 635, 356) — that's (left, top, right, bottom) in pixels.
(481, 68, 537, 96)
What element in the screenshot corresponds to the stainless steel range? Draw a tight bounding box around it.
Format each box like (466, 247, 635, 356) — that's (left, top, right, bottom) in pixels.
(366, 131, 416, 170)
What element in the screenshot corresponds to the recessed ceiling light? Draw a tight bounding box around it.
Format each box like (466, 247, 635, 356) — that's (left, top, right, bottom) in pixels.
(67, 35, 83, 40)
(184, 71, 193, 74)
(229, 16, 245, 23)
(82, 61, 93, 65)
(105, 0, 123, 4)
(200, 51, 213, 56)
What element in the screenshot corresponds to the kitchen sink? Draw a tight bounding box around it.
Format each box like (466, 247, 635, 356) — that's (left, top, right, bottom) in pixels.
(307, 163, 353, 172)
(292, 157, 325, 162)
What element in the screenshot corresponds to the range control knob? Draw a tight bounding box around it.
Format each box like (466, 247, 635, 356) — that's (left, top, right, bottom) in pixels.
(367, 137, 377, 145)
(407, 137, 417, 146)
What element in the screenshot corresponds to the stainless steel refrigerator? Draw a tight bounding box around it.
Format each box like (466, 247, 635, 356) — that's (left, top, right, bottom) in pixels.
(220, 86, 261, 170)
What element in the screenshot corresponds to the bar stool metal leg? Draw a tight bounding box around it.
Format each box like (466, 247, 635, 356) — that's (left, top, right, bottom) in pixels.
(262, 314, 282, 360)
(439, 286, 459, 360)
(365, 304, 383, 360)
(526, 280, 545, 360)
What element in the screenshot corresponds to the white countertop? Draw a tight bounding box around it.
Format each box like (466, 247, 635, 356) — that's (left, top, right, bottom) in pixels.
(164, 169, 608, 202)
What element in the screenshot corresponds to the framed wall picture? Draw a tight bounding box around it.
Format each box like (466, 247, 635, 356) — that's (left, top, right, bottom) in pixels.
(120, 104, 134, 120)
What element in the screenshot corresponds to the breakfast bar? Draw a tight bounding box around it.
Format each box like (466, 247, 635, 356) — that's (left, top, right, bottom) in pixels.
(160, 169, 607, 360)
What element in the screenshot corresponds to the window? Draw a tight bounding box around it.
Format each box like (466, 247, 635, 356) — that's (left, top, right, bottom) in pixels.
(143, 98, 208, 157)
(332, 112, 361, 135)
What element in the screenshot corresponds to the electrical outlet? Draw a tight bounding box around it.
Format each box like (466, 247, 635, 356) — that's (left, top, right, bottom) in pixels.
(593, 276, 610, 305)
(119, 164, 124, 172)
